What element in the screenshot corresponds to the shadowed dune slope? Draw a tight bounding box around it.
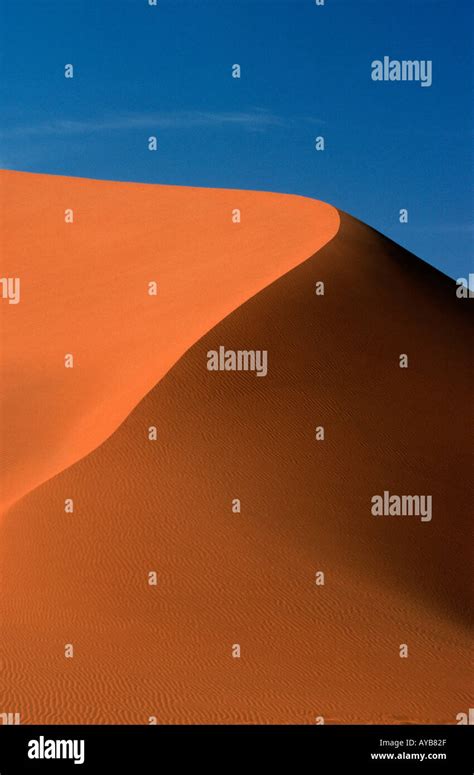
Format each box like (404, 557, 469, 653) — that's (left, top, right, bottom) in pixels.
(0, 170, 339, 512)
(1, 212, 472, 724)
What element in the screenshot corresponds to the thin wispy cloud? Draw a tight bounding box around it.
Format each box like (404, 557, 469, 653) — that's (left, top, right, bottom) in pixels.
(1, 110, 324, 138)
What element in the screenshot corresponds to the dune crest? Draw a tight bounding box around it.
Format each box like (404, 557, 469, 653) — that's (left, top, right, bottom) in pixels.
(0, 170, 339, 512)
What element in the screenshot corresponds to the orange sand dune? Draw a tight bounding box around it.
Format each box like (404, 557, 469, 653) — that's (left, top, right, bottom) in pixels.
(1, 209, 471, 724)
(0, 170, 339, 512)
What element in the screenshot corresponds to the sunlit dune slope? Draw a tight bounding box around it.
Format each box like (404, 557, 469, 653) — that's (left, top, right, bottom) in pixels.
(0, 170, 339, 511)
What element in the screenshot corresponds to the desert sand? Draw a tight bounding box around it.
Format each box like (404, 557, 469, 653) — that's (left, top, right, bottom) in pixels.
(0, 173, 472, 724)
(0, 170, 338, 512)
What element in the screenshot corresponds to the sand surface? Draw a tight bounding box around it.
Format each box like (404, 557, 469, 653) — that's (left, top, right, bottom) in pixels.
(0, 170, 338, 512)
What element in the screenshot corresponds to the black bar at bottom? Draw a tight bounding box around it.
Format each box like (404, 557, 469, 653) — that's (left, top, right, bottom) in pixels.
(0, 724, 472, 773)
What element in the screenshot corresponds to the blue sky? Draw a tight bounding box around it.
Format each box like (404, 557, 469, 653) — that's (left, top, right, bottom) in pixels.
(1, 0, 473, 279)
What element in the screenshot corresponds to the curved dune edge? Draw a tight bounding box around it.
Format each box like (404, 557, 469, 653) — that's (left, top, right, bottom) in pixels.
(1, 212, 471, 724)
(0, 170, 340, 514)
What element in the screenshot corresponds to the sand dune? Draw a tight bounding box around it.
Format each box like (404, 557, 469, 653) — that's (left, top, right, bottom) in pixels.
(1, 203, 471, 724)
(0, 170, 338, 512)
